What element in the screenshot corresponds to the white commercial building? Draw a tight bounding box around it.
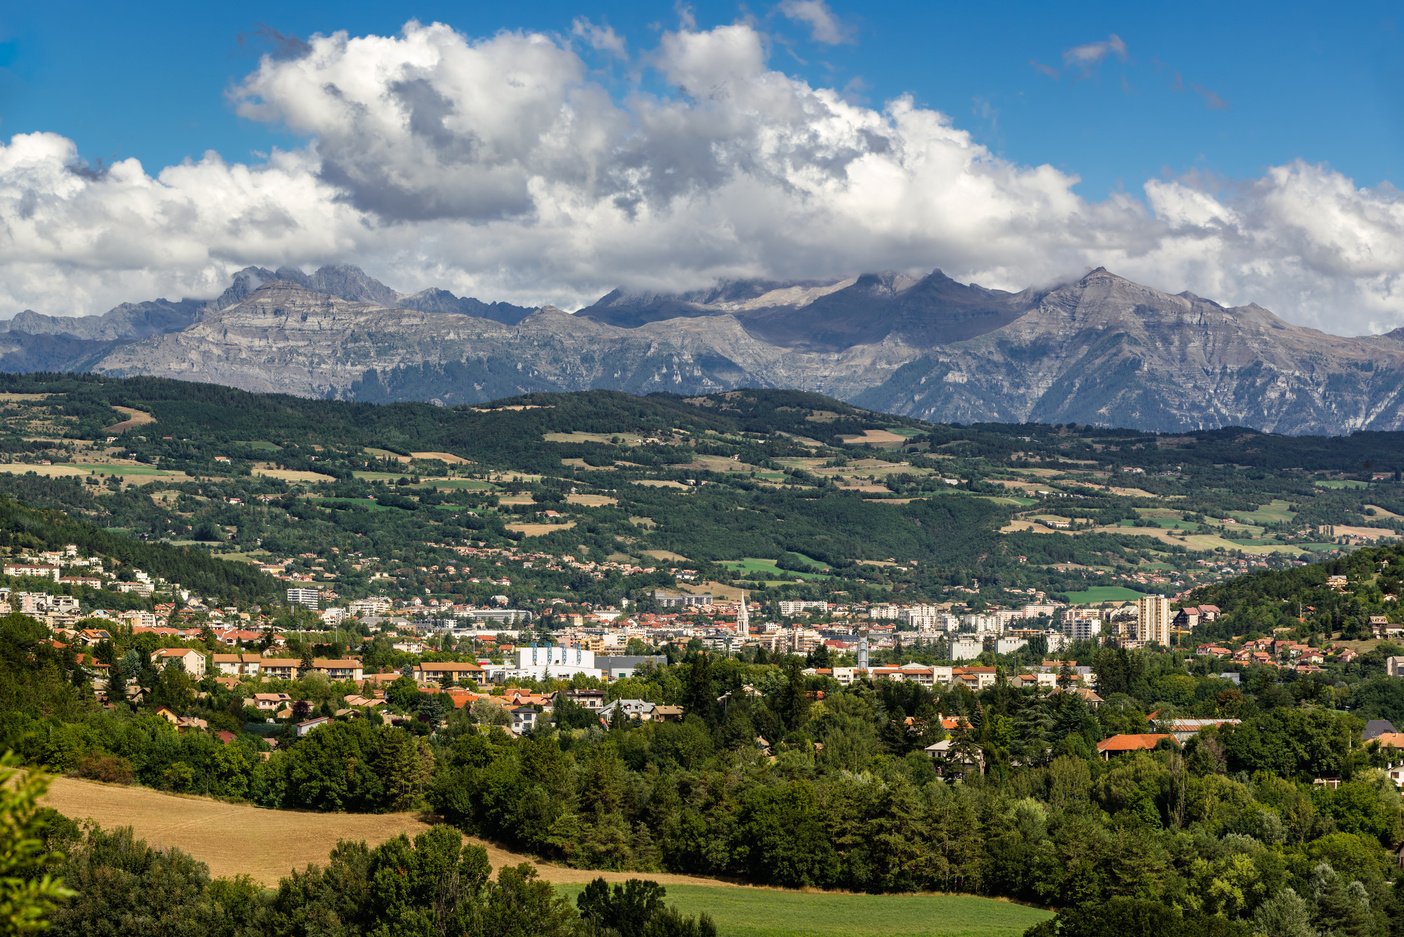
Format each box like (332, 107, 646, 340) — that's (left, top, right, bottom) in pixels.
(512, 645, 601, 681)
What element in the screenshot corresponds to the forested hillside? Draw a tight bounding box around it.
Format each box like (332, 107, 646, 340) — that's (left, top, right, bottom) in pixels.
(5, 374, 1404, 606)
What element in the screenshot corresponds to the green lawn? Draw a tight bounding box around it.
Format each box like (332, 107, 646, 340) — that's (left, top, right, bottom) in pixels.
(1313, 479, 1368, 490)
(556, 884, 1049, 937)
(235, 439, 282, 452)
(1064, 586, 1145, 603)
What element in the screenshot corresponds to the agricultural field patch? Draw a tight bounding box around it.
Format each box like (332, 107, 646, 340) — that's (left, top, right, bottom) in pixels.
(838, 429, 909, 446)
(556, 883, 1050, 937)
(1230, 499, 1297, 525)
(544, 431, 648, 445)
(506, 521, 577, 537)
(253, 466, 335, 483)
(409, 450, 471, 464)
(102, 405, 156, 434)
(566, 493, 618, 507)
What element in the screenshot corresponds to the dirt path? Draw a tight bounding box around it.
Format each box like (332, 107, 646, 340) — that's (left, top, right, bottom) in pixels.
(40, 777, 746, 888)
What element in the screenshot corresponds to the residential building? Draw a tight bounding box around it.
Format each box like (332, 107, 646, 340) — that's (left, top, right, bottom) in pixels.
(150, 647, 206, 678)
(653, 590, 711, 609)
(1096, 733, 1175, 759)
(311, 658, 363, 682)
(413, 661, 484, 685)
(287, 587, 321, 610)
(1136, 595, 1173, 646)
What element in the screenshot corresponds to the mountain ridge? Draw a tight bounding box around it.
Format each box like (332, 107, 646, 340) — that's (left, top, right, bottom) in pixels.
(10, 263, 1404, 434)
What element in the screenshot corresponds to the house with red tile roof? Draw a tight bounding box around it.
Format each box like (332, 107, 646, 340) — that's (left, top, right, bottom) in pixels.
(1096, 733, 1176, 759)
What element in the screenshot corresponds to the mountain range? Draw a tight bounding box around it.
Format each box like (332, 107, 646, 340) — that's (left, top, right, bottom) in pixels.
(6, 263, 1404, 434)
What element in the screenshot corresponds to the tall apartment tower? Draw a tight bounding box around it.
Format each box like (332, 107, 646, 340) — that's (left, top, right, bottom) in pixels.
(735, 592, 750, 638)
(1135, 595, 1173, 646)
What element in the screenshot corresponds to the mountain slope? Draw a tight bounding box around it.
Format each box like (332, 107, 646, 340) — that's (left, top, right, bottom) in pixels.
(856, 269, 1404, 433)
(15, 263, 1404, 433)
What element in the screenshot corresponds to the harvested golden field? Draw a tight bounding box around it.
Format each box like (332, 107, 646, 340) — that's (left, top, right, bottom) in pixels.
(634, 479, 690, 490)
(642, 549, 690, 562)
(102, 405, 156, 434)
(38, 777, 735, 889)
(560, 458, 615, 471)
(1327, 525, 1398, 540)
(566, 493, 618, 507)
(544, 431, 647, 445)
(506, 521, 576, 537)
(0, 463, 88, 478)
(42, 777, 431, 885)
(839, 429, 907, 446)
(253, 465, 335, 483)
(410, 451, 471, 464)
(498, 494, 536, 505)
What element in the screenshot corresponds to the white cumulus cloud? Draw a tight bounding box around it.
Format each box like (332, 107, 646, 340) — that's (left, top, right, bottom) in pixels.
(0, 18, 1401, 336)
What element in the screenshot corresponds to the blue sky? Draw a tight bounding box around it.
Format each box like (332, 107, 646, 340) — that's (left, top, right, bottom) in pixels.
(3, 1, 1399, 199)
(0, 1, 1401, 332)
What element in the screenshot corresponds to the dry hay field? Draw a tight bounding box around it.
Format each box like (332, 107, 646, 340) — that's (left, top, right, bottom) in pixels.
(506, 521, 577, 537)
(410, 451, 471, 465)
(498, 494, 536, 506)
(544, 431, 648, 446)
(0, 463, 87, 479)
(642, 549, 690, 562)
(1327, 525, 1399, 541)
(839, 429, 907, 446)
(39, 777, 738, 889)
(560, 458, 616, 471)
(102, 406, 156, 434)
(566, 493, 618, 507)
(634, 479, 690, 490)
(840, 482, 892, 494)
(253, 465, 336, 483)
(0, 462, 186, 484)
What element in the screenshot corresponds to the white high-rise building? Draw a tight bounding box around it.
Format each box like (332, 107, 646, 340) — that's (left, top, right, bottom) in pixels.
(1136, 595, 1173, 646)
(287, 587, 321, 610)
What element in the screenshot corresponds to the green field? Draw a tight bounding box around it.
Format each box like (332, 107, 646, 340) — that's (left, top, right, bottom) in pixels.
(556, 884, 1048, 937)
(1229, 499, 1297, 524)
(1118, 516, 1201, 531)
(308, 497, 402, 512)
(63, 462, 168, 476)
(413, 478, 495, 490)
(235, 439, 282, 452)
(1314, 479, 1368, 490)
(1063, 586, 1145, 603)
(720, 557, 831, 580)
